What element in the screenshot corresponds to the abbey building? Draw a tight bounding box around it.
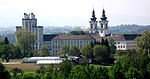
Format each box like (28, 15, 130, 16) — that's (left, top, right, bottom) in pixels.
(16, 9, 141, 55)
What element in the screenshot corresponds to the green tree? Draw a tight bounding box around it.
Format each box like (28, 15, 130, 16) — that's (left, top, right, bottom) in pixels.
(78, 31, 86, 35)
(60, 45, 70, 55)
(68, 30, 85, 35)
(68, 65, 109, 79)
(81, 44, 93, 59)
(10, 67, 23, 77)
(104, 39, 110, 53)
(93, 45, 110, 63)
(45, 65, 53, 73)
(135, 30, 150, 55)
(108, 62, 126, 79)
(36, 66, 46, 74)
(100, 38, 105, 45)
(51, 70, 65, 79)
(41, 72, 52, 79)
(1, 44, 14, 59)
(69, 65, 94, 79)
(38, 46, 49, 56)
(22, 73, 39, 79)
(108, 38, 116, 54)
(147, 63, 150, 73)
(60, 60, 72, 78)
(0, 62, 10, 79)
(92, 66, 109, 79)
(15, 29, 36, 56)
(125, 67, 142, 79)
(3, 37, 9, 44)
(104, 39, 109, 47)
(69, 46, 80, 57)
(0, 37, 14, 59)
(118, 50, 150, 78)
(13, 45, 22, 58)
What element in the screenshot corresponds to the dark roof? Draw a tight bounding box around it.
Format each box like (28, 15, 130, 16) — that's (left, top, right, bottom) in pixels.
(37, 26, 43, 28)
(16, 26, 22, 28)
(52, 35, 95, 40)
(43, 34, 58, 41)
(91, 34, 141, 41)
(123, 34, 141, 40)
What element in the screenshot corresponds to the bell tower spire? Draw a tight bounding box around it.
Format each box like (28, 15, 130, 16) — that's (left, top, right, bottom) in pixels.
(91, 9, 97, 21)
(89, 8, 98, 34)
(101, 9, 107, 21)
(99, 9, 109, 37)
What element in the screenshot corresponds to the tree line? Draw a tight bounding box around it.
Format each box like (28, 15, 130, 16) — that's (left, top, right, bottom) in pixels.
(0, 51, 150, 79)
(0, 29, 50, 62)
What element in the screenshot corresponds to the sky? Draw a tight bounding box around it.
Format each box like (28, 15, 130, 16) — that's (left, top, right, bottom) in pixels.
(0, 0, 150, 27)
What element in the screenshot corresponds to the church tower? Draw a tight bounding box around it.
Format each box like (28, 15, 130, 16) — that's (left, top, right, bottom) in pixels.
(16, 13, 43, 51)
(99, 9, 108, 37)
(89, 9, 98, 34)
(22, 13, 37, 31)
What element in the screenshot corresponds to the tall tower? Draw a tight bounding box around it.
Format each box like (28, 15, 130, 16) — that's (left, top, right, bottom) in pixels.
(22, 13, 37, 31)
(16, 13, 43, 51)
(89, 9, 98, 34)
(99, 9, 108, 37)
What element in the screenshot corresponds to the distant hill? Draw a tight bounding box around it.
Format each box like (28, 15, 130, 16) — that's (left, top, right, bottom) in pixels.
(0, 24, 150, 44)
(108, 24, 150, 34)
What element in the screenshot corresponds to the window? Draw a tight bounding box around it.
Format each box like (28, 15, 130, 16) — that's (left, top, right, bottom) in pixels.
(118, 46, 120, 48)
(101, 31, 103, 33)
(80, 41, 82, 44)
(90, 24, 93, 28)
(106, 24, 108, 29)
(121, 46, 122, 48)
(123, 46, 125, 48)
(101, 24, 103, 28)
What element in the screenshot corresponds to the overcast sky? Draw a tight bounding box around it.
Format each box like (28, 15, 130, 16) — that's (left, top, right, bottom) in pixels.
(0, 0, 150, 27)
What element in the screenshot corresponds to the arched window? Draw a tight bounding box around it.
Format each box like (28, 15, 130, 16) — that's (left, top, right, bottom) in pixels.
(101, 24, 103, 28)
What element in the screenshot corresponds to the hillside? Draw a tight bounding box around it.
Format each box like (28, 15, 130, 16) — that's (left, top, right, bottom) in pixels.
(108, 24, 150, 34)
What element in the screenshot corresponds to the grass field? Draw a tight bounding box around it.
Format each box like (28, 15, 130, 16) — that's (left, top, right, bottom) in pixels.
(1, 59, 39, 73)
(4, 63, 39, 72)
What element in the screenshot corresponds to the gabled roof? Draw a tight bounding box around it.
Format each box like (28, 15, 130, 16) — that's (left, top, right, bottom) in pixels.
(52, 35, 95, 40)
(123, 34, 141, 40)
(109, 34, 141, 41)
(43, 34, 58, 41)
(91, 34, 141, 41)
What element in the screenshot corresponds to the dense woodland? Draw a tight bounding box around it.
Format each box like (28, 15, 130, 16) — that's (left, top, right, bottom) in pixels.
(0, 30, 150, 79)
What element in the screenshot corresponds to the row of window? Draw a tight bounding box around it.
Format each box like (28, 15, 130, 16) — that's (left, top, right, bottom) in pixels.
(52, 45, 84, 53)
(52, 40, 90, 44)
(118, 46, 126, 48)
(52, 44, 83, 49)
